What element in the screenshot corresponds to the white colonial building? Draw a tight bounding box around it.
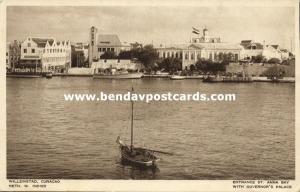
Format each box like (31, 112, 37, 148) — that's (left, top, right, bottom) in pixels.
(240, 40, 290, 61)
(42, 40, 71, 72)
(157, 28, 243, 69)
(20, 37, 71, 73)
(262, 45, 289, 61)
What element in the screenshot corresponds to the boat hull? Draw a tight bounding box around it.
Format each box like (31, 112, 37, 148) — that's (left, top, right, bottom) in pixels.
(170, 75, 186, 80)
(120, 147, 160, 167)
(117, 137, 159, 168)
(93, 73, 143, 79)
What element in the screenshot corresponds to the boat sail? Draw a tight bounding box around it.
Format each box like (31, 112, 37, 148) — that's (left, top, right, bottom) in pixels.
(116, 87, 161, 167)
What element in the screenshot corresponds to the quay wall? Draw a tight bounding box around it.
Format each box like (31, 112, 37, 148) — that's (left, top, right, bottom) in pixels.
(226, 63, 295, 77)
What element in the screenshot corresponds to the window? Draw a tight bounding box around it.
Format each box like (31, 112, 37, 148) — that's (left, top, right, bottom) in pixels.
(197, 53, 201, 59)
(103, 48, 106, 52)
(98, 48, 101, 52)
(28, 43, 31, 47)
(163, 52, 165, 58)
(185, 53, 188, 60)
(235, 54, 238, 61)
(24, 49, 27, 53)
(6, 52, 8, 56)
(111, 48, 115, 52)
(32, 49, 35, 53)
(191, 53, 194, 60)
(118, 59, 120, 63)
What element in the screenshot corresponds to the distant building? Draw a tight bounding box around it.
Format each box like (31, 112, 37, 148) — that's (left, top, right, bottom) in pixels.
(88, 26, 131, 66)
(8, 40, 21, 71)
(240, 40, 291, 62)
(20, 37, 71, 73)
(130, 42, 143, 49)
(262, 45, 288, 61)
(6, 43, 10, 70)
(240, 40, 263, 60)
(157, 28, 243, 69)
(71, 42, 89, 68)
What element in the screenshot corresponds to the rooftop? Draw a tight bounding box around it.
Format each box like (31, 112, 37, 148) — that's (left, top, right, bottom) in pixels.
(31, 38, 55, 47)
(97, 34, 122, 47)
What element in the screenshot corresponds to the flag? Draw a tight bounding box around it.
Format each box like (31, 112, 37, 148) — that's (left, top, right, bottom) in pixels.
(192, 27, 200, 34)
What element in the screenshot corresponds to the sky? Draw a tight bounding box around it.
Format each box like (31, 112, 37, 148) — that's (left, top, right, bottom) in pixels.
(6, 6, 295, 50)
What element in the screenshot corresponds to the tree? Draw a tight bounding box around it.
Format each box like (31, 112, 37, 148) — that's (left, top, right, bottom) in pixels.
(158, 57, 182, 72)
(190, 64, 196, 71)
(137, 44, 158, 69)
(118, 50, 132, 60)
(195, 58, 226, 74)
(262, 66, 285, 78)
(267, 58, 280, 64)
(251, 55, 264, 63)
(100, 51, 117, 59)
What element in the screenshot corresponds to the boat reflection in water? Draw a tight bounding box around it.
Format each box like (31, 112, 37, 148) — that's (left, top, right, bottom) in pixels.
(116, 159, 160, 179)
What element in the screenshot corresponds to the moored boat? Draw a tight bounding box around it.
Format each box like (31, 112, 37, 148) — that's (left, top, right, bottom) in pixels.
(94, 72, 143, 79)
(6, 72, 42, 78)
(203, 75, 223, 82)
(170, 75, 186, 80)
(94, 68, 143, 79)
(45, 72, 53, 79)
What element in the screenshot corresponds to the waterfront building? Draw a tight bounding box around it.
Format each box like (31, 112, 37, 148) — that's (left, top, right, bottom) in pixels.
(6, 42, 10, 70)
(20, 37, 71, 73)
(240, 40, 290, 62)
(240, 40, 263, 60)
(42, 40, 71, 73)
(71, 42, 89, 68)
(157, 28, 243, 69)
(6, 40, 21, 72)
(88, 26, 131, 66)
(262, 44, 289, 61)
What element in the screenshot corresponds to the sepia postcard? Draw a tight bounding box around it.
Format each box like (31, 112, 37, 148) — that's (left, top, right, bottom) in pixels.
(0, 0, 299, 191)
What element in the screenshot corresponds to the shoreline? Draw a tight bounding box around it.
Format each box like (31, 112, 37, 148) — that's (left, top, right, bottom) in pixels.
(6, 74, 295, 83)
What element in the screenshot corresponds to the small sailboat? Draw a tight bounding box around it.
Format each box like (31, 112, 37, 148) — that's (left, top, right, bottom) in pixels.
(116, 87, 172, 168)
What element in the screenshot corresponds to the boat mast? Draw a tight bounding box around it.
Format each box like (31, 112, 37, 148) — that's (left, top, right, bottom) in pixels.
(130, 87, 134, 152)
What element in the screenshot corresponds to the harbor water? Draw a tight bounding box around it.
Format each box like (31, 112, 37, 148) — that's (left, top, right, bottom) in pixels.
(7, 77, 295, 179)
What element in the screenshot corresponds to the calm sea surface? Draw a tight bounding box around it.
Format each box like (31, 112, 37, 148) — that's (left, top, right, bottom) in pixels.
(7, 77, 295, 179)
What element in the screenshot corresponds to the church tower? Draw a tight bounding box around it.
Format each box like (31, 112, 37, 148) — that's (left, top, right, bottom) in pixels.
(88, 26, 98, 67)
(203, 28, 209, 43)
